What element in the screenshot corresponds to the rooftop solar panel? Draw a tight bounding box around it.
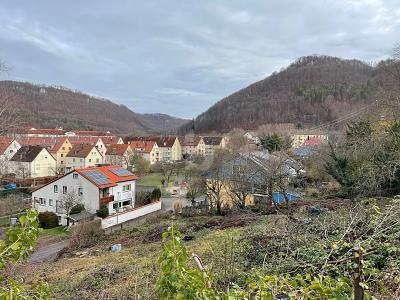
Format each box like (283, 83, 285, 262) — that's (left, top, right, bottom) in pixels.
(81, 170, 112, 185)
(109, 168, 134, 177)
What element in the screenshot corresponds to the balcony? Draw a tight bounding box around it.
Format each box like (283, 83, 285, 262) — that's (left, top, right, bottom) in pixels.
(100, 195, 114, 205)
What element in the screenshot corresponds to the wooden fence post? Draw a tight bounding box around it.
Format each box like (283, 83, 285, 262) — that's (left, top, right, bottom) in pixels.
(353, 247, 364, 300)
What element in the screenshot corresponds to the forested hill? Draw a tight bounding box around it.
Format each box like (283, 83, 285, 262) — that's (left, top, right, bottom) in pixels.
(0, 81, 188, 134)
(180, 55, 383, 134)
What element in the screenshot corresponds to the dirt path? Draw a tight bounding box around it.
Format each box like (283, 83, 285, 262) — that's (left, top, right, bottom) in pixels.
(29, 239, 69, 264)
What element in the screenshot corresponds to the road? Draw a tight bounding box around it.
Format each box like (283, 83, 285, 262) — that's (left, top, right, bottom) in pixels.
(29, 240, 69, 264)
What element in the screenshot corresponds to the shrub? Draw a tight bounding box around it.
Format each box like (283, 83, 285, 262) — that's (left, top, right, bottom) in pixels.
(96, 205, 109, 218)
(136, 191, 151, 207)
(38, 211, 59, 229)
(70, 204, 85, 215)
(151, 188, 162, 201)
(69, 218, 103, 249)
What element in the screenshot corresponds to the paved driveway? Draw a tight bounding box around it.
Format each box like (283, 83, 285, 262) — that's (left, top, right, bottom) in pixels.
(29, 240, 69, 264)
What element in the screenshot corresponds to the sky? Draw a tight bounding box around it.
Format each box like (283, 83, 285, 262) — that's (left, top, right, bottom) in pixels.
(0, 0, 399, 119)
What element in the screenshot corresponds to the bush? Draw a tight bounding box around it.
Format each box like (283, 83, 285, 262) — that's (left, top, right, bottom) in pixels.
(136, 191, 151, 207)
(38, 211, 59, 229)
(69, 218, 103, 249)
(70, 204, 85, 215)
(151, 188, 161, 201)
(96, 205, 109, 218)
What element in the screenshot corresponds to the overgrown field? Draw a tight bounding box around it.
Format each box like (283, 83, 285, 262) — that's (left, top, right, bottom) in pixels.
(18, 198, 400, 299)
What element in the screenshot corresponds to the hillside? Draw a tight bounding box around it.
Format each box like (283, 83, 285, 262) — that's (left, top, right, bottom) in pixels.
(0, 81, 188, 135)
(181, 55, 383, 133)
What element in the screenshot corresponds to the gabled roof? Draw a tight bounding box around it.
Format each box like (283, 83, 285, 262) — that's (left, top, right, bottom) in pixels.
(66, 144, 98, 158)
(0, 137, 14, 155)
(33, 165, 138, 191)
(10, 145, 45, 162)
(129, 140, 156, 153)
(68, 136, 101, 145)
(125, 136, 176, 148)
(105, 144, 130, 156)
(50, 137, 69, 153)
(76, 165, 138, 188)
(203, 136, 223, 146)
(69, 130, 113, 137)
(101, 136, 122, 145)
(179, 136, 202, 147)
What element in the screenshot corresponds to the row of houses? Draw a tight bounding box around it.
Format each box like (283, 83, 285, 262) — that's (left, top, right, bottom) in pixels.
(243, 131, 329, 148)
(0, 130, 227, 179)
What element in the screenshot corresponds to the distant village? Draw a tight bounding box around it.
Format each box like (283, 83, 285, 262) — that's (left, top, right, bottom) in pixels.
(0, 127, 328, 229)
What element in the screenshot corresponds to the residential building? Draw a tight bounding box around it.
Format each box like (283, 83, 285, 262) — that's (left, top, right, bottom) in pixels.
(8, 128, 66, 138)
(65, 144, 103, 172)
(0, 137, 21, 174)
(32, 166, 138, 226)
(49, 138, 73, 174)
(68, 136, 107, 158)
(105, 144, 134, 168)
(203, 136, 227, 156)
(179, 136, 205, 158)
(125, 136, 181, 161)
(9, 145, 57, 178)
(291, 131, 328, 148)
(244, 132, 261, 146)
(128, 140, 160, 164)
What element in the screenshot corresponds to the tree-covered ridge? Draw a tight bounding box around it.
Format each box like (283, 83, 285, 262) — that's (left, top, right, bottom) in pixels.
(180, 55, 384, 133)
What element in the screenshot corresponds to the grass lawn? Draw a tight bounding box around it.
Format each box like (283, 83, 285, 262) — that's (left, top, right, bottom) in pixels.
(40, 226, 70, 237)
(137, 173, 177, 187)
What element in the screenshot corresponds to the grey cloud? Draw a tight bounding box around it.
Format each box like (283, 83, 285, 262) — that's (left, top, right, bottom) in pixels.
(0, 0, 399, 118)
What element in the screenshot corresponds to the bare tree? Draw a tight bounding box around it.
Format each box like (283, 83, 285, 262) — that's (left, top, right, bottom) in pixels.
(0, 59, 18, 134)
(58, 190, 82, 226)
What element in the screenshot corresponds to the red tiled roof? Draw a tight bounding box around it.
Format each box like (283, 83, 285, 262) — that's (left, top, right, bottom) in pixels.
(68, 136, 100, 145)
(105, 144, 130, 156)
(303, 137, 323, 147)
(50, 137, 69, 153)
(9, 128, 66, 135)
(125, 136, 176, 148)
(179, 136, 201, 147)
(76, 165, 138, 188)
(70, 130, 113, 137)
(17, 136, 66, 150)
(128, 140, 156, 153)
(100, 136, 121, 145)
(0, 137, 13, 155)
(66, 144, 97, 158)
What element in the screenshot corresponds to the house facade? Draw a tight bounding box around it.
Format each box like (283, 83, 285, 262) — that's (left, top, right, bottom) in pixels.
(32, 166, 138, 226)
(9, 145, 57, 178)
(291, 132, 328, 148)
(0, 138, 21, 175)
(50, 138, 73, 174)
(65, 144, 103, 172)
(105, 144, 134, 168)
(203, 136, 227, 156)
(125, 136, 181, 162)
(179, 136, 205, 158)
(129, 141, 160, 164)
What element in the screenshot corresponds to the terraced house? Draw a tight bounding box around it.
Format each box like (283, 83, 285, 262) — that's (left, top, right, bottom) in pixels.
(105, 144, 134, 168)
(9, 145, 56, 178)
(65, 143, 103, 172)
(128, 140, 160, 164)
(203, 136, 227, 156)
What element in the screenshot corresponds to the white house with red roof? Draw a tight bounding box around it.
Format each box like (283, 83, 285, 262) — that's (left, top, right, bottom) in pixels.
(32, 166, 160, 227)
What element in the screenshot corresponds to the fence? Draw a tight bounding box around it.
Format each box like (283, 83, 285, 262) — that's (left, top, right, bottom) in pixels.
(101, 201, 161, 230)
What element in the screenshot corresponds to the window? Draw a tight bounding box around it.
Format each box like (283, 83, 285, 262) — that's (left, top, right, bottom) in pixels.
(78, 188, 83, 196)
(62, 147, 65, 150)
(73, 158, 75, 162)
(123, 184, 131, 192)
(39, 198, 46, 206)
(54, 185, 58, 193)
(63, 186, 67, 194)
(61, 154, 64, 157)
(49, 199, 53, 206)
(80, 158, 83, 162)
(88, 159, 92, 162)
(73, 173, 78, 179)
(9, 149, 13, 154)
(34, 197, 38, 203)
(96, 158, 99, 163)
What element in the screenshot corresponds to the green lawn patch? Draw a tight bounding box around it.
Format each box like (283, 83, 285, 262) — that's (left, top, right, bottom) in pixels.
(40, 226, 70, 237)
(137, 173, 177, 187)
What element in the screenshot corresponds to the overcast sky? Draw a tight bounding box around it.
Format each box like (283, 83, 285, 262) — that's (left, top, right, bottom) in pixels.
(0, 0, 399, 119)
